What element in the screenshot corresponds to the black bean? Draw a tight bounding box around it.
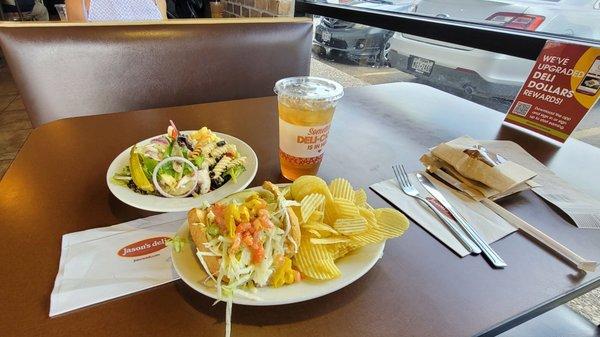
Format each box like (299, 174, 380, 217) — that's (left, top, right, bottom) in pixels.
(216, 140, 226, 147)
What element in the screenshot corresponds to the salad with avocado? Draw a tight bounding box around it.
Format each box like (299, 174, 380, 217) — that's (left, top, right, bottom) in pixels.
(112, 121, 246, 198)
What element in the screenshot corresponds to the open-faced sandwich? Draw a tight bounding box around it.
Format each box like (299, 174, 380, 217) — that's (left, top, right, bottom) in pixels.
(182, 176, 410, 337)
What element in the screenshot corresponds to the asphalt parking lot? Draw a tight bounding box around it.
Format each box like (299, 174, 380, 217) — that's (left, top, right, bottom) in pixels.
(311, 53, 600, 148)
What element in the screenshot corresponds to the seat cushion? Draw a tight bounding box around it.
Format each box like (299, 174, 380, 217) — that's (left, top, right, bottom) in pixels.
(0, 19, 312, 127)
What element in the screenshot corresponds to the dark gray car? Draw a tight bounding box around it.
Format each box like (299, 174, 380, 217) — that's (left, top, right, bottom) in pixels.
(312, 0, 415, 65)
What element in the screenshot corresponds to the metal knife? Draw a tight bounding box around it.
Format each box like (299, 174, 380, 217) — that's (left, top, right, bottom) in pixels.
(416, 173, 507, 268)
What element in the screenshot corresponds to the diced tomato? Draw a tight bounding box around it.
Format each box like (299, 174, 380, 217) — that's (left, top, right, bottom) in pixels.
(251, 244, 264, 264)
(212, 204, 227, 232)
(236, 222, 251, 234)
(252, 218, 262, 233)
(242, 233, 254, 247)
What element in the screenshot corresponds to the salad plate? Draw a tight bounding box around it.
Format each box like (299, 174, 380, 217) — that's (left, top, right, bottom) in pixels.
(106, 131, 258, 212)
(170, 185, 386, 306)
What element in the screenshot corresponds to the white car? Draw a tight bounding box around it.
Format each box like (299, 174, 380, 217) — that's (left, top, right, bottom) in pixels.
(389, 0, 600, 99)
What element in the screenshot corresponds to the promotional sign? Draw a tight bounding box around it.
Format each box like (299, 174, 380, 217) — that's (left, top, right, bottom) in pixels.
(505, 41, 600, 142)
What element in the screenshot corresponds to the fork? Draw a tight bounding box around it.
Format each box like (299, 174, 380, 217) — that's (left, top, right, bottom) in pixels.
(393, 164, 481, 255)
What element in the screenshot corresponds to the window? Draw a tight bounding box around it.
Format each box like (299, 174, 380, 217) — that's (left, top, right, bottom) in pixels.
(306, 0, 600, 43)
(302, 7, 600, 148)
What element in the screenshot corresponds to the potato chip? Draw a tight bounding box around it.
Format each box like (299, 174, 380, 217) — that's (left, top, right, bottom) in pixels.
(281, 186, 292, 199)
(333, 217, 367, 235)
(302, 221, 338, 235)
(323, 200, 337, 225)
(308, 210, 324, 223)
(328, 243, 355, 260)
(354, 189, 368, 207)
(291, 176, 332, 202)
(333, 198, 360, 218)
(359, 207, 377, 229)
(329, 178, 354, 201)
(348, 208, 409, 247)
(374, 208, 410, 238)
(310, 237, 349, 245)
(348, 229, 385, 246)
(300, 193, 326, 222)
(293, 238, 341, 280)
(307, 229, 322, 238)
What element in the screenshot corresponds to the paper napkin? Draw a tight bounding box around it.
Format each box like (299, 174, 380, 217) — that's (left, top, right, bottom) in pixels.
(371, 173, 516, 256)
(49, 212, 186, 317)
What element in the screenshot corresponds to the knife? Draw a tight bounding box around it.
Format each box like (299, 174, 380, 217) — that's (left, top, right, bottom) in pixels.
(416, 173, 507, 268)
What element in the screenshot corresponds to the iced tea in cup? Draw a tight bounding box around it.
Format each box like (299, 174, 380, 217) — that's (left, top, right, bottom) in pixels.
(274, 77, 344, 180)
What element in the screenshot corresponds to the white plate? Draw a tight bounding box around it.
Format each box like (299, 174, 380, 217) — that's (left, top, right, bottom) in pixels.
(106, 132, 258, 212)
(171, 186, 385, 306)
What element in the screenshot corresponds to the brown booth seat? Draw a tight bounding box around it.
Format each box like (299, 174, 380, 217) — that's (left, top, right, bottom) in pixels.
(0, 19, 312, 127)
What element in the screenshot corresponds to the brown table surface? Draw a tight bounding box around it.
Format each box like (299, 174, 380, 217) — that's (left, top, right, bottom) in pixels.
(1, 82, 599, 337)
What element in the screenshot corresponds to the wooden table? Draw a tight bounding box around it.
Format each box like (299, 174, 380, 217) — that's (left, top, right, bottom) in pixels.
(1, 82, 599, 337)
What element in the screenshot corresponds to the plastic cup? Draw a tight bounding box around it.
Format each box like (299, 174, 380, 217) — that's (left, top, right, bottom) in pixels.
(274, 76, 344, 180)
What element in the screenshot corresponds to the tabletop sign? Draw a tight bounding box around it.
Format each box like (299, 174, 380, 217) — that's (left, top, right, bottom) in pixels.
(505, 41, 600, 143)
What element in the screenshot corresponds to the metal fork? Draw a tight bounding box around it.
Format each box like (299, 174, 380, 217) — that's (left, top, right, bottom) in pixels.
(392, 164, 481, 255)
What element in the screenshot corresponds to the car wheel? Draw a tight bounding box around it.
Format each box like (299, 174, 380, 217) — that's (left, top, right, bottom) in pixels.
(312, 45, 326, 58)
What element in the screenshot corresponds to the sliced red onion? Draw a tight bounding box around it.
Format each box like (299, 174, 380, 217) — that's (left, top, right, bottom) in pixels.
(152, 157, 198, 198)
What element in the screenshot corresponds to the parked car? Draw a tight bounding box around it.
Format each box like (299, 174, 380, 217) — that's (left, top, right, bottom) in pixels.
(313, 0, 416, 65)
(389, 0, 600, 99)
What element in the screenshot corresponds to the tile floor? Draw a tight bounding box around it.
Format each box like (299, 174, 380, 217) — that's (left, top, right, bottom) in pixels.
(0, 64, 32, 178)
(1, 59, 599, 325)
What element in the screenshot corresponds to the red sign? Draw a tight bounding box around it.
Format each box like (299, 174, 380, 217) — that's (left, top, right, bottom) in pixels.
(505, 41, 600, 142)
(117, 237, 169, 257)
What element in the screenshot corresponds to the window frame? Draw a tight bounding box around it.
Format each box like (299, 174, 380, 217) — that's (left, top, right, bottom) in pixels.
(295, 1, 600, 60)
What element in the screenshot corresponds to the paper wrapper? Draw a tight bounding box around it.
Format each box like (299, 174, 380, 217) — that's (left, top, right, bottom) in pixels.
(428, 136, 537, 194)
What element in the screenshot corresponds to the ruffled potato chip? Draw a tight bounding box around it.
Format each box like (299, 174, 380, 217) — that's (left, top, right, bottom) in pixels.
(291, 176, 332, 202)
(291, 176, 410, 281)
(374, 208, 410, 238)
(328, 243, 355, 260)
(300, 193, 326, 222)
(359, 207, 377, 229)
(308, 210, 325, 223)
(334, 217, 367, 235)
(310, 237, 350, 245)
(333, 198, 360, 219)
(302, 221, 339, 235)
(307, 229, 322, 238)
(354, 188, 368, 207)
(294, 237, 341, 280)
(329, 178, 354, 201)
(348, 229, 385, 247)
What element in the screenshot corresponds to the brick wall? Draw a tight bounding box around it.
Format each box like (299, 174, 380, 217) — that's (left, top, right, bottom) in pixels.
(222, 0, 294, 18)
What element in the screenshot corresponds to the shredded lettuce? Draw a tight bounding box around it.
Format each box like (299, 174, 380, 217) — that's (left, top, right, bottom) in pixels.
(141, 156, 158, 180)
(194, 155, 205, 168)
(207, 225, 219, 237)
(111, 166, 131, 186)
(165, 236, 187, 253)
(225, 164, 245, 184)
(165, 140, 174, 157)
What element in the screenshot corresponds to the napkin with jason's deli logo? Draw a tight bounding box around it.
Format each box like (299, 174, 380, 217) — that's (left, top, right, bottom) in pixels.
(49, 212, 185, 317)
(422, 136, 537, 198)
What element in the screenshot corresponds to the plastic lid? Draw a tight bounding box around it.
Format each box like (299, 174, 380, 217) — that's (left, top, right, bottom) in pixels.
(274, 76, 344, 102)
